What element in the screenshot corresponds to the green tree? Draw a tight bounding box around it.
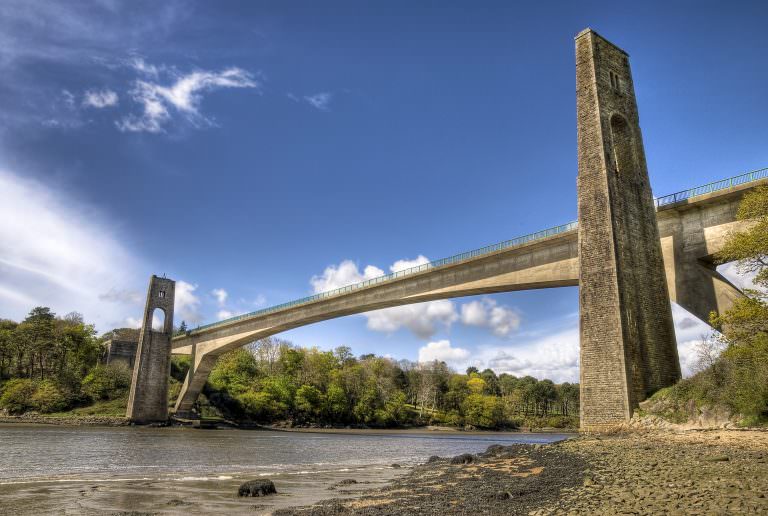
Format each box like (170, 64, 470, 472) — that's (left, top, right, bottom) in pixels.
(295, 384, 324, 419)
(462, 394, 504, 428)
(0, 378, 37, 414)
(81, 364, 132, 401)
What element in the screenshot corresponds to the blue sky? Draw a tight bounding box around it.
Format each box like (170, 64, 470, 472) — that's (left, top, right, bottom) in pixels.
(1, 0, 766, 382)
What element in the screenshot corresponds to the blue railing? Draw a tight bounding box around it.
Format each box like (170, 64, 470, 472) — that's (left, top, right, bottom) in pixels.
(655, 167, 767, 208)
(187, 166, 767, 335)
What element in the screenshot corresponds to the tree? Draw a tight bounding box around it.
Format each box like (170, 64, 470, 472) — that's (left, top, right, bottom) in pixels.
(295, 384, 324, 419)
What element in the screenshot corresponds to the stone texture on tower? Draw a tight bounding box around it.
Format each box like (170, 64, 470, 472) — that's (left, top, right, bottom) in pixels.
(126, 275, 175, 423)
(576, 29, 681, 430)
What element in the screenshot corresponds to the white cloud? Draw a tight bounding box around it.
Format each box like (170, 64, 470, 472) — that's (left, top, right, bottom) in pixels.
(217, 309, 233, 320)
(310, 257, 457, 339)
(461, 325, 581, 383)
(174, 280, 201, 324)
(0, 168, 142, 331)
(310, 260, 384, 293)
(366, 299, 458, 339)
(82, 88, 118, 108)
(303, 92, 332, 111)
(128, 56, 161, 78)
(211, 288, 228, 306)
(117, 67, 259, 133)
(418, 340, 470, 367)
(460, 298, 520, 337)
(671, 303, 718, 377)
(389, 255, 430, 273)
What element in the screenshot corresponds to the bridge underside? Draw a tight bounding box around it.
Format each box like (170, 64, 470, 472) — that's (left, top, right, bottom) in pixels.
(168, 180, 760, 419)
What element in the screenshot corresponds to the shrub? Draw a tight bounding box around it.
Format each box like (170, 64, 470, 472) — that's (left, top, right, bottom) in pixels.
(81, 364, 132, 401)
(31, 380, 70, 413)
(295, 384, 324, 419)
(0, 378, 38, 414)
(462, 394, 505, 429)
(236, 390, 287, 420)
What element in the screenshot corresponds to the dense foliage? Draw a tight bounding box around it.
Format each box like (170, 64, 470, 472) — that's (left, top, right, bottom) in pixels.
(0, 309, 130, 414)
(198, 339, 579, 429)
(648, 186, 768, 426)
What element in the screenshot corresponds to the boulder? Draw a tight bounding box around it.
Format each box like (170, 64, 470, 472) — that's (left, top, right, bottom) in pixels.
(450, 453, 475, 465)
(238, 479, 277, 497)
(337, 479, 358, 485)
(484, 444, 505, 456)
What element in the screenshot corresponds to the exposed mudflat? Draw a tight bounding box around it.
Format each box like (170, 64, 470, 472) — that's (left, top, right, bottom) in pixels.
(276, 430, 768, 515)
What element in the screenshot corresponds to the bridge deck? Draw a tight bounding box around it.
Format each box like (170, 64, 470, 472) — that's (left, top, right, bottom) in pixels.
(173, 166, 767, 350)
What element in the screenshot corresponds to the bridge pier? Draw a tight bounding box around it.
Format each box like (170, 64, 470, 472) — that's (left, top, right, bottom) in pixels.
(659, 205, 745, 324)
(126, 275, 176, 423)
(174, 348, 219, 418)
(576, 29, 681, 431)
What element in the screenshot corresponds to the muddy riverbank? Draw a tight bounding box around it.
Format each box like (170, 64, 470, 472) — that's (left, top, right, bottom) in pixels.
(277, 429, 768, 515)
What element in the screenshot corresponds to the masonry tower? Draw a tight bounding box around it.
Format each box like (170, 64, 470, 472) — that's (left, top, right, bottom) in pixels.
(126, 275, 175, 423)
(575, 29, 681, 430)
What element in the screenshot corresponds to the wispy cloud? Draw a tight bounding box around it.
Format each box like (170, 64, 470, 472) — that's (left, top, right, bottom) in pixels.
(0, 167, 142, 330)
(211, 288, 228, 306)
(304, 92, 332, 111)
(82, 88, 118, 108)
(289, 91, 334, 111)
(117, 67, 260, 133)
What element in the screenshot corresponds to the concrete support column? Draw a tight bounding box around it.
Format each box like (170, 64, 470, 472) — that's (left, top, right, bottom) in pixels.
(126, 275, 175, 423)
(173, 351, 219, 418)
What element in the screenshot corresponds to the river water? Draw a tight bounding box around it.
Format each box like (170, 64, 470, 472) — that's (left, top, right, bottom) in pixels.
(0, 424, 571, 514)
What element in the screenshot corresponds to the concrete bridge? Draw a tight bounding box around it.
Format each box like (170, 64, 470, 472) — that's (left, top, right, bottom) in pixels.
(126, 29, 767, 430)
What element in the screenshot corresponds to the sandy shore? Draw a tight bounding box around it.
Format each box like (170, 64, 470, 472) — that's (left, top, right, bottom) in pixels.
(275, 429, 768, 515)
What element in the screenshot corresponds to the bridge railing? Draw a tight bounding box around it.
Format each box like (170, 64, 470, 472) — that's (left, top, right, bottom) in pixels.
(188, 220, 579, 334)
(187, 166, 767, 335)
(654, 167, 768, 208)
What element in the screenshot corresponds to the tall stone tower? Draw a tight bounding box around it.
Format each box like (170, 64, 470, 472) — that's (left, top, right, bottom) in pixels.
(575, 29, 681, 430)
(126, 275, 175, 423)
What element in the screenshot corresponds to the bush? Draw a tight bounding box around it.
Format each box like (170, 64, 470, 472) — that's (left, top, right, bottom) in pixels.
(31, 380, 70, 413)
(81, 364, 132, 401)
(461, 394, 504, 429)
(236, 390, 287, 420)
(0, 379, 38, 414)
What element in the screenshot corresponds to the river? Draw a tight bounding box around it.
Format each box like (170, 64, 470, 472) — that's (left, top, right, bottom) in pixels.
(0, 424, 571, 514)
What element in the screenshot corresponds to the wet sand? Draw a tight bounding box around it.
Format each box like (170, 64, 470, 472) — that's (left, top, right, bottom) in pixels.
(1, 424, 568, 514)
(0, 464, 407, 515)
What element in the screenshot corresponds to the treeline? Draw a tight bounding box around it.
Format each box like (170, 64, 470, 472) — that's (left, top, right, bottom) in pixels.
(0, 306, 579, 429)
(0, 308, 131, 414)
(193, 339, 580, 429)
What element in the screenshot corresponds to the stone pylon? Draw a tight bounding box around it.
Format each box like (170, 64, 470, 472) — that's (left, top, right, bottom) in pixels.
(126, 275, 175, 423)
(575, 29, 681, 431)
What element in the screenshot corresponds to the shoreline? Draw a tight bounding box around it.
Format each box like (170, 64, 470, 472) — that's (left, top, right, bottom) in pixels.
(274, 429, 768, 515)
(0, 413, 577, 433)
